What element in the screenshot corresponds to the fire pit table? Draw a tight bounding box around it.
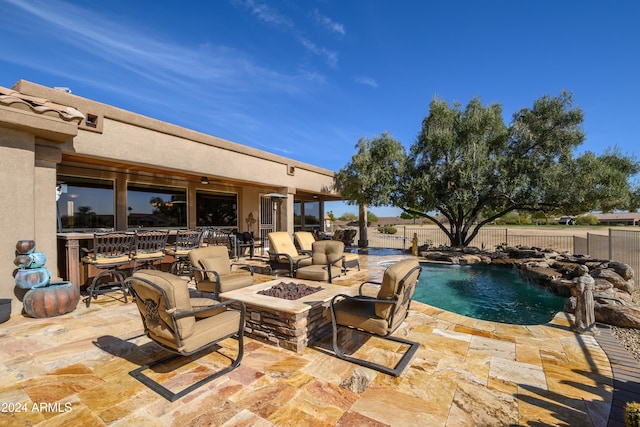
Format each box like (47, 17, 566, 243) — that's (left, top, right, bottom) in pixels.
(220, 279, 358, 352)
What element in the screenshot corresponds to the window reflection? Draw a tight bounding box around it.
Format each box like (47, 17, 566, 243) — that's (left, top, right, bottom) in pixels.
(196, 191, 237, 227)
(57, 176, 115, 230)
(294, 200, 320, 231)
(127, 184, 186, 228)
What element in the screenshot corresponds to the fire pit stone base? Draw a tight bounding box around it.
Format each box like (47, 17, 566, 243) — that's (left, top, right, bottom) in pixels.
(222, 279, 356, 352)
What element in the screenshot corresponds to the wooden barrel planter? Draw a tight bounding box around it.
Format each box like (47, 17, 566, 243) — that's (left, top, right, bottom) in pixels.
(23, 282, 80, 318)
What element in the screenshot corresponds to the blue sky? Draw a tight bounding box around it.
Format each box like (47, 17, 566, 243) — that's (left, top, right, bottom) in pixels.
(2, 0, 639, 218)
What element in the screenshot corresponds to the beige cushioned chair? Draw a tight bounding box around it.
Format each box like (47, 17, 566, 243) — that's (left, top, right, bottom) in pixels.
(295, 231, 360, 273)
(295, 240, 344, 283)
(293, 231, 316, 255)
(126, 270, 245, 401)
(267, 231, 312, 277)
(328, 259, 422, 376)
(188, 245, 254, 299)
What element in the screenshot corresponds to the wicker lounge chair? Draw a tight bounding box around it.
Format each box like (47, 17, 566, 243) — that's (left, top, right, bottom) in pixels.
(328, 259, 422, 376)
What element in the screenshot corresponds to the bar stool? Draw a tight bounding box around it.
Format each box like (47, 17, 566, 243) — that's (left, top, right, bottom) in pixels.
(131, 230, 170, 272)
(82, 232, 135, 307)
(166, 229, 203, 276)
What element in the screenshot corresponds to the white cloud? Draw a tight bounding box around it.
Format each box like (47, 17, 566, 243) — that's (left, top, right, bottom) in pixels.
(231, 0, 294, 29)
(354, 75, 379, 88)
(298, 37, 338, 69)
(313, 10, 345, 36)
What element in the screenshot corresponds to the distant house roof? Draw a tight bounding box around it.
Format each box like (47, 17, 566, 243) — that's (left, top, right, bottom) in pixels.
(593, 212, 640, 225)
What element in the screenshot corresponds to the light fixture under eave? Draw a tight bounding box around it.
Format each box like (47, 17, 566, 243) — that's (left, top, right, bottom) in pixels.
(200, 177, 209, 184)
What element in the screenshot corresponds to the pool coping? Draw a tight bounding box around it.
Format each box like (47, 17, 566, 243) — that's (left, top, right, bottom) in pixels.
(594, 324, 640, 426)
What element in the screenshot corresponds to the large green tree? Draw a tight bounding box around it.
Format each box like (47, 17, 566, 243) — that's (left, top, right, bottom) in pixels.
(337, 92, 639, 248)
(335, 132, 406, 247)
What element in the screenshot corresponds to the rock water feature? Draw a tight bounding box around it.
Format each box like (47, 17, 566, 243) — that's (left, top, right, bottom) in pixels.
(422, 246, 640, 329)
(14, 240, 80, 318)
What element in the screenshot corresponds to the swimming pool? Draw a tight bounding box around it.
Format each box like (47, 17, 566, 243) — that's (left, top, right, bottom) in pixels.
(408, 262, 566, 325)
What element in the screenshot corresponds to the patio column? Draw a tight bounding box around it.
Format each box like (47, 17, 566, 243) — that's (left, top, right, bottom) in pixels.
(34, 143, 62, 280)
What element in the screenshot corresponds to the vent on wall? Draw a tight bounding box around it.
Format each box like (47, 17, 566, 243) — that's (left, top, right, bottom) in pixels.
(287, 164, 295, 176)
(85, 114, 98, 128)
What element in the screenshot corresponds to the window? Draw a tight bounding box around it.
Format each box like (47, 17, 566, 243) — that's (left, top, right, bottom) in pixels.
(294, 200, 320, 230)
(127, 183, 186, 228)
(57, 176, 115, 230)
(196, 191, 237, 227)
(303, 201, 320, 226)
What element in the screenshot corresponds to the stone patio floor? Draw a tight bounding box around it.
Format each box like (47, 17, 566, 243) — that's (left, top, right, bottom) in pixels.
(1, 252, 638, 426)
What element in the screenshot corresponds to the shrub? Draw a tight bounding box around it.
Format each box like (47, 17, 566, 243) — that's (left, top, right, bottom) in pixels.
(377, 225, 397, 234)
(575, 214, 599, 225)
(625, 401, 640, 427)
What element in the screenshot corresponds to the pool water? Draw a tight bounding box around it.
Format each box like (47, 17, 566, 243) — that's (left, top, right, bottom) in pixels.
(412, 263, 566, 325)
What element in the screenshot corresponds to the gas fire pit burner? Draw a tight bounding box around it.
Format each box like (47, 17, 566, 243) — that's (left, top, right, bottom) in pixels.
(257, 281, 324, 300)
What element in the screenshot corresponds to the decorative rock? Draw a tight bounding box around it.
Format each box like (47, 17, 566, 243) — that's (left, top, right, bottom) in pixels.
(609, 261, 635, 280)
(591, 269, 635, 294)
(595, 301, 640, 329)
(459, 255, 482, 265)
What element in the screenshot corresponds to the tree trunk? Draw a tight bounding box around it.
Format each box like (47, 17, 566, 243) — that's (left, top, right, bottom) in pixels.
(358, 204, 368, 248)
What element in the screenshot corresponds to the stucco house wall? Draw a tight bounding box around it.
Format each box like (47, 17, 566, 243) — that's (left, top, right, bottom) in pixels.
(0, 80, 340, 314)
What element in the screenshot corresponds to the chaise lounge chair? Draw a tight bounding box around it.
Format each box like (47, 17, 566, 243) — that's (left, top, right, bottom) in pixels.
(328, 259, 422, 376)
(267, 231, 312, 277)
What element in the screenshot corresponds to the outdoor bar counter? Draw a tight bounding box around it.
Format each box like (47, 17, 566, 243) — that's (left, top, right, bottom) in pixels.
(56, 231, 180, 290)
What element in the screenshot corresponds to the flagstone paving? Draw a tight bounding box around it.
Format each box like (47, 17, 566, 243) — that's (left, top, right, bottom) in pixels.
(0, 252, 636, 426)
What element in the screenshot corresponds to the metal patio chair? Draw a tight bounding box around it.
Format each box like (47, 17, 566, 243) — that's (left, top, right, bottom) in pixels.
(166, 229, 203, 276)
(131, 229, 170, 272)
(81, 231, 135, 307)
(328, 259, 422, 376)
(126, 270, 245, 401)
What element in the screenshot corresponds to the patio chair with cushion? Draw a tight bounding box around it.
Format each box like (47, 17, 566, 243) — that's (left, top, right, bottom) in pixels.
(293, 231, 316, 255)
(295, 240, 344, 283)
(267, 231, 312, 277)
(131, 229, 170, 272)
(166, 229, 203, 276)
(328, 259, 422, 376)
(82, 231, 135, 307)
(125, 270, 245, 401)
(188, 245, 254, 299)
(296, 231, 359, 273)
